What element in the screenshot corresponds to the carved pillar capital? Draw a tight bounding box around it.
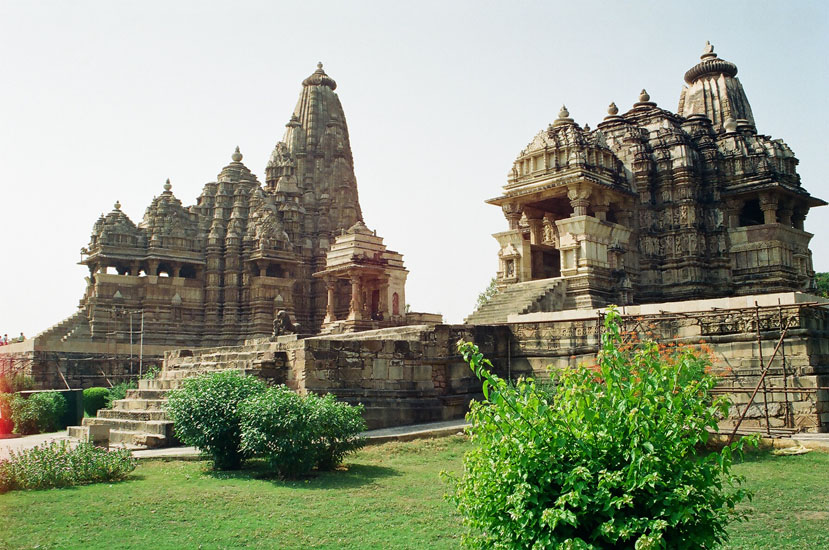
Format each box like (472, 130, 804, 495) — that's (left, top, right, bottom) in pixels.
(502, 203, 523, 230)
(567, 183, 592, 216)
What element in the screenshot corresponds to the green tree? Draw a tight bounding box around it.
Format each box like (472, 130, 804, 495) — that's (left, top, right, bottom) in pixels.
(475, 277, 499, 310)
(814, 272, 829, 298)
(446, 307, 754, 549)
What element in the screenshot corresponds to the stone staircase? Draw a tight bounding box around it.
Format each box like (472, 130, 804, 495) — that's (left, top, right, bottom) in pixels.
(68, 342, 291, 448)
(35, 309, 89, 342)
(464, 278, 566, 325)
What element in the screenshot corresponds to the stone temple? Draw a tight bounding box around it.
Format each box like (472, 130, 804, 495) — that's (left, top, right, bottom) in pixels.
(468, 42, 824, 323)
(3, 45, 829, 441)
(0, 63, 438, 389)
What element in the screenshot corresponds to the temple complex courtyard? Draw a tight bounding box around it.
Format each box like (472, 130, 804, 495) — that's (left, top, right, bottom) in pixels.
(2, 2, 829, 548)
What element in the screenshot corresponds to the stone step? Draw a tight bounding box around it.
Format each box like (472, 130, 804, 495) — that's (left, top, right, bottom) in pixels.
(466, 279, 563, 325)
(125, 388, 169, 400)
(109, 429, 169, 448)
(139, 378, 185, 390)
(113, 398, 166, 411)
(83, 416, 174, 436)
(67, 425, 87, 439)
(67, 424, 110, 444)
(97, 408, 168, 421)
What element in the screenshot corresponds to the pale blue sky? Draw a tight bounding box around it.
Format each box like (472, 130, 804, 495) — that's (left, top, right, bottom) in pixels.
(1, 0, 827, 336)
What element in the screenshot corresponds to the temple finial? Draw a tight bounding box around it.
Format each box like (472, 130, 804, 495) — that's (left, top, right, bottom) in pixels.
(317, 62, 323, 70)
(608, 102, 619, 116)
(114, 200, 121, 211)
(701, 40, 717, 60)
(163, 178, 172, 192)
(559, 105, 569, 118)
(232, 146, 243, 162)
(639, 89, 650, 102)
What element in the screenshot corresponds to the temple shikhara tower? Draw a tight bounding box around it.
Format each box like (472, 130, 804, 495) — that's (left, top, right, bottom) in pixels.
(0, 63, 432, 389)
(468, 42, 825, 323)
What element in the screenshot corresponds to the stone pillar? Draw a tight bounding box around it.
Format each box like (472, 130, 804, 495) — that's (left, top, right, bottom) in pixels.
(792, 206, 807, 231)
(146, 259, 159, 276)
(524, 208, 544, 245)
(348, 273, 362, 321)
(778, 203, 793, 226)
(724, 199, 741, 228)
(592, 193, 609, 221)
(567, 183, 592, 217)
(502, 203, 522, 230)
(324, 277, 337, 323)
(378, 277, 389, 319)
(759, 193, 779, 225)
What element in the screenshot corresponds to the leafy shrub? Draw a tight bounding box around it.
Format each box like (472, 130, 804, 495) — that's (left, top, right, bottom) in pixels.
(165, 371, 266, 470)
(142, 365, 161, 380)
(446, 307, 754, 550)
(106, 380, 137, 408)
(0, 440, 135, 493)
(239, 386, 365, 477)
(83, 387, 110, 416)
(312, 393, 366, 471)
(0, 393, 12, 434)
(0, 372, 35, 394)
(10, 392, 67, 435)
(240, 386, 318, 477)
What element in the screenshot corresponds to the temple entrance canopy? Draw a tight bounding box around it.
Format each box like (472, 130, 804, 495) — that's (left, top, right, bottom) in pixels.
(487, 106, 635, 307)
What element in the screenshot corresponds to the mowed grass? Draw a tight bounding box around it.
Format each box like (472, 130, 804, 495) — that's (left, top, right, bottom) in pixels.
(0, 436, 828, 549)
(0, 436, 470, 550)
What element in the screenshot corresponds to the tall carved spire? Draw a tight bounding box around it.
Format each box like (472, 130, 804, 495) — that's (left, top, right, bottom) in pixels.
(267, 62, 362, 229)
(677, 42, 755, 132)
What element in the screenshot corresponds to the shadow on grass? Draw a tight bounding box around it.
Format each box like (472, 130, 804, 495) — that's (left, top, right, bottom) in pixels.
(203, 461, 399, 489)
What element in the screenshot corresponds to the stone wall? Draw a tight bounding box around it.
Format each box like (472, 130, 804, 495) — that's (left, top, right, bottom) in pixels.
(0, 339, 165, 390)
(164, 325, 502, 429)
(490, 302, 829, 433)
(161, 297, 829, 433)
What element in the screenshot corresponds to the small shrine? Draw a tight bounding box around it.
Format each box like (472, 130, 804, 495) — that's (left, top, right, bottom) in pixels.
(313, 221, 411, 332)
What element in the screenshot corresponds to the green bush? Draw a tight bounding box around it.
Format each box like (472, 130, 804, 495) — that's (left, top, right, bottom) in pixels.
(10, 392, 67, 435)
(83, 387, 110, 417)
(165, 371, 266, 470)
(446, 307, 755, 550)
(106, 380, 137, 408)
(240, 386, 318, 477)
(0, 440, 136, 493)
(142, 365, 161, 380)
(0, 393, 12, 434)
(0, 372, 35, 394)
(239, 386, 365, 477)
(312, 393, 366, 471)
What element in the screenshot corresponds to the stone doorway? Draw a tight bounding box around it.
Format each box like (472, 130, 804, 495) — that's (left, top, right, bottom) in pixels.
(531, 245, 560, 280)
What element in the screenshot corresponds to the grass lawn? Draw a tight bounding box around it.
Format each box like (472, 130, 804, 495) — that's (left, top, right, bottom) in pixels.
(1, 436, 827, 549)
